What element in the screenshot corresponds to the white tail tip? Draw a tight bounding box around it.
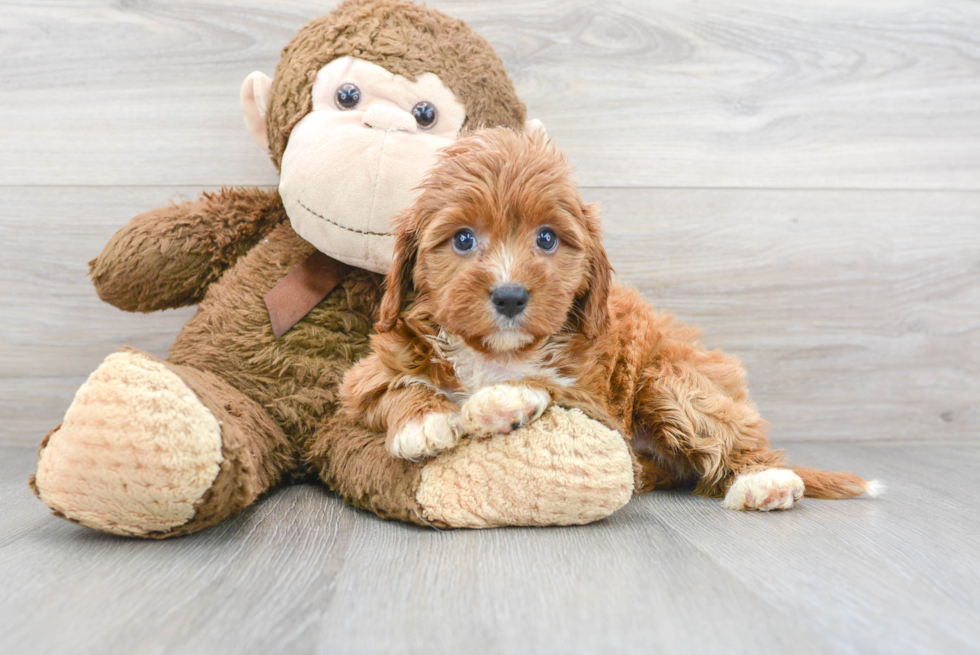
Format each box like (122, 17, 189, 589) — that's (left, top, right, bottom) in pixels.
(865, 480, 885, 498)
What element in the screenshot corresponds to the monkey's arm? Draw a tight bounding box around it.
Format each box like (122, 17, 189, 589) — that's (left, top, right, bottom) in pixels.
(89, 187, 285, 312)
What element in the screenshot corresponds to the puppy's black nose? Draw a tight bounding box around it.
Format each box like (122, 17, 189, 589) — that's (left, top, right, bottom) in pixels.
(491, 284, 529, 318)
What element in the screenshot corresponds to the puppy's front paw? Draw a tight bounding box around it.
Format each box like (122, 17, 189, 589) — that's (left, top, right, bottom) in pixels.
(723, 468, 805, 511)
(459, 385, 550, 437)
(389, 413, 459, 461)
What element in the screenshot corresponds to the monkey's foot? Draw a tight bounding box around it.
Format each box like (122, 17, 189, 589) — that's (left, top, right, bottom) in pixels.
(416, 407, 633, 527)
(32, 350, 225, 536)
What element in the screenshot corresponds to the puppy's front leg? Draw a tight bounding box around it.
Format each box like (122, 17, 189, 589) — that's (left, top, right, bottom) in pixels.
(341, 353, 464, 461)
(459, 384, 551, 437)
(344, 379, 460, 462)
(389, 411, 460, 461)
(379, 387, 462, 461)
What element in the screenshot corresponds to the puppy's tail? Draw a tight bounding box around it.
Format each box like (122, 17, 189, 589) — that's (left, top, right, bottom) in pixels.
(791, 467, 885, 499)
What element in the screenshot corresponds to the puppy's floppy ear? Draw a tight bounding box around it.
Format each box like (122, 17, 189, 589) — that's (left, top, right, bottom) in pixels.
(375, 208, 421, 333)
(576, 202, 612, 341)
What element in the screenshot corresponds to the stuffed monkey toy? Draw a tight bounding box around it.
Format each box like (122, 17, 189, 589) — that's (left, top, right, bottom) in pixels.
(29, 0, 637, 536)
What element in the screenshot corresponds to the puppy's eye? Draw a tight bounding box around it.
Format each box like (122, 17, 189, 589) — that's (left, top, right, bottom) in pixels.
(452, 229, 476, 253)
(412, 101, 438, 129)
(335, 83, 361, 110)
(536, 227, 558, 252)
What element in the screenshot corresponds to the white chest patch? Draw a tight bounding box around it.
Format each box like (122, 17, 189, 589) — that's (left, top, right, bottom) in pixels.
(428, 331, 576, 396)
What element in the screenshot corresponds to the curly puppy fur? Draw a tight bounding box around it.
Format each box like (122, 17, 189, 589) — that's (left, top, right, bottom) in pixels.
(341, 128, 878, 503)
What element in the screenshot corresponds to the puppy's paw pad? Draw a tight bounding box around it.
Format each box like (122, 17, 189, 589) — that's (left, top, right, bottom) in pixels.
(723, 469, 804, 511)
(389, 413, 459, 460)
(459, 385, 550, 436)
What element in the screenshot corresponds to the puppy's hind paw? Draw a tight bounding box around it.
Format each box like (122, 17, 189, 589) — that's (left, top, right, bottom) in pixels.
(459, 384, 550, 437)
(388, 413, 459, 461)
(723, 468, 805, 511)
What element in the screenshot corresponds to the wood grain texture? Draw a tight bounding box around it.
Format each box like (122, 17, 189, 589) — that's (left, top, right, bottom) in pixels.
(594, 187, 980, 442)
(2, 442, 978, 655)
(1, 1, 979, 188)
(2, 3, 977, 653)
(2, 186, 977, 444)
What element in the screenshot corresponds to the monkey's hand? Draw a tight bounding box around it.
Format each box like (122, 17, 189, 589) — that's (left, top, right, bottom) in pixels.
(89, 187, 285, 312)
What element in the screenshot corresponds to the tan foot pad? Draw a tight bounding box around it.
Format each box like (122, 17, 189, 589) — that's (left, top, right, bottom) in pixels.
(416, 407, 633, 528)
(33, 351, 223, 536)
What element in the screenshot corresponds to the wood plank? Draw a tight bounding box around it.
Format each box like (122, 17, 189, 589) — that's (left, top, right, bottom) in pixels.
(2, 186, 977, 444)
(3, 443, 979, 654)
(650, 441, 980, 654)
(1, 0, 978, 189)
(313, 500, 834, 655)
(0, 446, 51, 549)
(0, 186, 198, 373)
(593, 187, 980, 442)
(0, 461, 356, 653)
(0, 444, 837, 655)
(317, 443, 980, 655)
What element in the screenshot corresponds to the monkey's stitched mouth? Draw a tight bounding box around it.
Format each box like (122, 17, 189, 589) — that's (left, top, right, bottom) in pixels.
(297, 199, 390, 237)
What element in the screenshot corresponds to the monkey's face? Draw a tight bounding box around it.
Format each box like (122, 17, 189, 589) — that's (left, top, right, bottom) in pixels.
(277, 56, 467, 273)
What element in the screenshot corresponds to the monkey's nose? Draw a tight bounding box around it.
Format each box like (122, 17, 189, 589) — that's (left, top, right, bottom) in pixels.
(362, 105, 417, 132)
(491, 284, 529, 319)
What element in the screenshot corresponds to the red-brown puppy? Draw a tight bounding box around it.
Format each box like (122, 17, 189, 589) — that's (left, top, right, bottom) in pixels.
(340, 127, 881, 511)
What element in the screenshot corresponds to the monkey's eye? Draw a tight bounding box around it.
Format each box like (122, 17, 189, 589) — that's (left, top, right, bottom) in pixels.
(335, 83, 361, 110)
(452, 228, 476, 253)
(536, 227, 558, 252)
(412, 101, 438, 129)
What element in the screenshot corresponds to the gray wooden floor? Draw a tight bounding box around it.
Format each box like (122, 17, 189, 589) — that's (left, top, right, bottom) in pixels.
(2, 1, 979, 654)
(1, 441, 977, 655)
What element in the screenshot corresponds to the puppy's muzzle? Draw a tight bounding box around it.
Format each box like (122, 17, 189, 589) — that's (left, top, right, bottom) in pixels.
(491, 284, 529, 318)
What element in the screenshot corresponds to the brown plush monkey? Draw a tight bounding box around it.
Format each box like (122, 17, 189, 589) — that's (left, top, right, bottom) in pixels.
(29, 0, 636, 537)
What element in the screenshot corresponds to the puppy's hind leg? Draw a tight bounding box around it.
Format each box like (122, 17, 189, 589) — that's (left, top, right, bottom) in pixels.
(723, 466, 882, 509)
(634, 359, 879, 510)
(633, 356, 802, 511)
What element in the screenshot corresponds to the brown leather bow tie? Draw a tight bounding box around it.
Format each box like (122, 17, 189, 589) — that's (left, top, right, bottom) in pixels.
(264, 251, 352, 340)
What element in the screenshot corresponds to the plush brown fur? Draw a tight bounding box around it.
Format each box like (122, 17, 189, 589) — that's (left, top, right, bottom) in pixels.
(307, 413, 435, 526)
(90, 187, 287, 312)
(32, 0, 530, 535)
(343, 128, 875, 501)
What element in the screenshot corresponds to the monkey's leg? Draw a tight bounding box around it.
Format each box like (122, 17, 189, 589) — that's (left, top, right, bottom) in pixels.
(90, 187, 284, 312)
(31, 349, 296, 537)
(307, 407, 635, 529)
(306, 411, 429, 526)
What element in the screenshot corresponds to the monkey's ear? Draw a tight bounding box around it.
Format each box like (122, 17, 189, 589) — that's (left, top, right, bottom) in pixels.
(375, 211, 421, 333)
(524, 118, 547, 138)
(241, 71, 273, 150)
